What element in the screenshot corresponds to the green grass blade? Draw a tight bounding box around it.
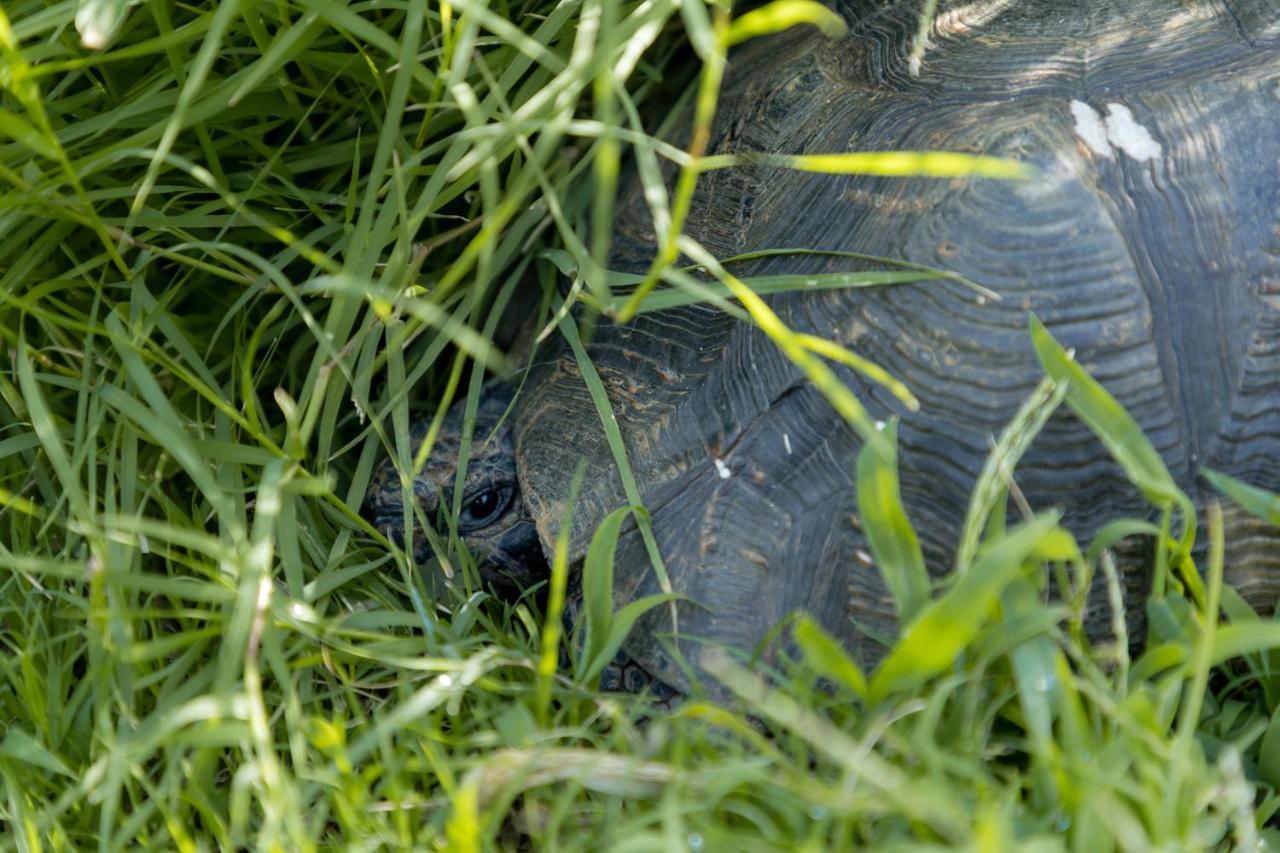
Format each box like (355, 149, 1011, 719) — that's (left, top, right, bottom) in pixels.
(1029, 314, 1185, 508)
(678, 238, 892, 457)
(793, 614, 867, 698)
(557, 310, 675, 598)
(129, 0, 240, 219)
(725, 0, 846, 45)
(954, 375, 1067, 572)
(1030, 314, 1195, 555)
(869, 514, 1062, 702)
(1204, 468, 1280, 525)
(579, 505, 632, 679)
(1212, 624, 1280, 666)
(624, 270, 947, 314)
(855, 420, 930, 623)
(585, 593, 682, 683)
(0, 107, 57, 159)
(698, 151, 1033, 179)
(537, 464, 584, 725)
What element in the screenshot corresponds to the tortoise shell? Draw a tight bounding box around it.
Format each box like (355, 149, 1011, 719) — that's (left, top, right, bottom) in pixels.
(506, 0, 1280, 691)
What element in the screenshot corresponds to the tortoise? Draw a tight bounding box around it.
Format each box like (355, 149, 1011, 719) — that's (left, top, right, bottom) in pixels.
(365, 0, 1280, 697)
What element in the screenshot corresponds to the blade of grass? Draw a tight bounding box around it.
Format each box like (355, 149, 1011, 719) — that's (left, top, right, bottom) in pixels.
(954, 375, 1068, 572)
(697, 150, 1032, 179)
(536, 463, 586, 725)
(1204, 469, 1280, 525)
(855, 420, 930, 623)
(869, 514, 1063, 702)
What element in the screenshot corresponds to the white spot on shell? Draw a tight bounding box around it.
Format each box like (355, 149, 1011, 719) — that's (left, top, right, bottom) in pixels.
(782, 433, 792, 455)
(855, 549, 874, 566)
(713, 458, 732, 479)
(1070, 100, 1113, 159)
(1102, 103, 1162, 161)
(1070, 100, 1162, 162)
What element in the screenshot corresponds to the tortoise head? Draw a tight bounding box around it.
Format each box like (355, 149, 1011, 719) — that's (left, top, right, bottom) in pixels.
(362, 383, 548, 598)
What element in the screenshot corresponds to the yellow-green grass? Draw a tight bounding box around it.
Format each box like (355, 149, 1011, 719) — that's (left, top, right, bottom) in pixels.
(2, 0, 1279, 849)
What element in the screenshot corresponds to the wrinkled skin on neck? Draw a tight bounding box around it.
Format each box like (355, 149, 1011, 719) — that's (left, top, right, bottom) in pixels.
(362, 384, 548, 600)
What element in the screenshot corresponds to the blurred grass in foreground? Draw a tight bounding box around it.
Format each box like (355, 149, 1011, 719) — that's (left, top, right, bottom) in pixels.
(2, 0, 1280, 849)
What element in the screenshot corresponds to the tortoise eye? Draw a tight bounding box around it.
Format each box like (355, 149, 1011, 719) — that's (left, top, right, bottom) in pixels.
(458, 486, 512, 532)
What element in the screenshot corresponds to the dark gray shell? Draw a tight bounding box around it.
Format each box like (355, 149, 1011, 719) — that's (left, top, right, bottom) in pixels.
(515, 0, 1280, 691)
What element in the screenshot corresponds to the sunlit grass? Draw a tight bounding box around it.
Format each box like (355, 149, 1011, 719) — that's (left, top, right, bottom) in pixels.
(2, 0, 1280, 849)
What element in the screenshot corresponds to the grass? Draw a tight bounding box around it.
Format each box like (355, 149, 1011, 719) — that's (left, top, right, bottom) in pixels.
(2, 0, 1280, 849)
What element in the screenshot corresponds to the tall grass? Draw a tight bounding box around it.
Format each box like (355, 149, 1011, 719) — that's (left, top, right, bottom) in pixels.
(2, 0, 1279, 849)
